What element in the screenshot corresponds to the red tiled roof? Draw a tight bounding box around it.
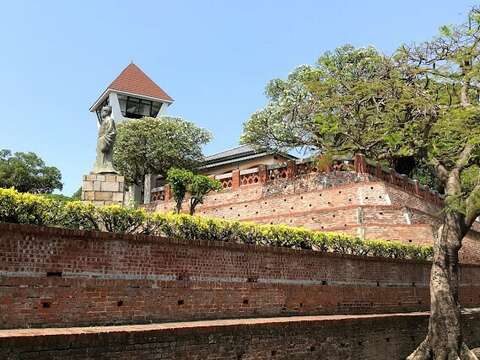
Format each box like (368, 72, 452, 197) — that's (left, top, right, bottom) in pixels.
(107, 63, 173, 102)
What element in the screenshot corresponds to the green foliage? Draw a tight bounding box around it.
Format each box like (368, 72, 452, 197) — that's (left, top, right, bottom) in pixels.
(145, 213, 432, 260)
(0, 188, 59, 225)
(241, 45, 435, 162)
(0, 188, 433, 261)
(71, 187, 82, 200)
(398, 8, 480, 220)
(243, 13, 480, 228)
(409, 161, 442, 191)
(166, 168, 194, 213)
(188, 174, 222, 215)
(96, 205, 147, 233)
(429, 107, 480, 171)
(166, 168, 222, 215)
(0, 149, 62, 193)
(39, 193, 73, 202)
(315, 153, 333, 172)
(113, 117, 211, 186)
(58, 201, 98, 231)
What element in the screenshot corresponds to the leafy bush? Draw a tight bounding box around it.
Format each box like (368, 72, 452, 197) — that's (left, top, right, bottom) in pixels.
(166, 168, 193, 213)
(166, 168, 222, 215)
(0, 187, 433, 261)
(188, 174, 222, 215)
(97, 205, 147, 233)
(58, 201, 98, 231)
(0, 188, 59, 225)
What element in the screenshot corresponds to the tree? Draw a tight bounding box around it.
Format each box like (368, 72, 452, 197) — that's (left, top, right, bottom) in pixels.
(166, 168, 221, 215)
(398, 8, 480, 360)
(113, 116, 211, 186)
(187, 174, 221, 215)
(241, 46, 435, 164)
(166, 168, 193, 213)
(242, 11, 480, 358)
(0, 149, 62, 193)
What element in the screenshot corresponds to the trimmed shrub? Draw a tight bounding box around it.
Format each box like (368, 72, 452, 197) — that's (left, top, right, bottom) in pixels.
(0, 188, 59, 225)
(97, 205, 147, 233)
(0, 187, 433, 261)
(58, 201, 98, 231)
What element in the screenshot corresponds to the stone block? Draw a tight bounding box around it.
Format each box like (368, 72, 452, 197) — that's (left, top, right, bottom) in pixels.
(112, 192, 124, 203)
(86, 174, 97, 181)
(83, 191, 95, 201)
(105, 175, 117, 182)
(93, 181, 102, 191)
(82, 181, 94, 191)
(94, 192, 113, 201)
(101, 181, 120, 192)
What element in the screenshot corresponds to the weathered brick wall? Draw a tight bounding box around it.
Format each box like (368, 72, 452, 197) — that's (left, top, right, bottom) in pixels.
(1, 223, 480, 329)
(149, 172, 480, 263)
(2, 311, 480, 360)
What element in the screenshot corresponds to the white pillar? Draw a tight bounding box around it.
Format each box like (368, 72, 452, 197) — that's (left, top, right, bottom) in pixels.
(143, 174, 155, 204)
(156, 102, 170, 117)
(124, 184, 143, 206)
(108, 92, 124, 122)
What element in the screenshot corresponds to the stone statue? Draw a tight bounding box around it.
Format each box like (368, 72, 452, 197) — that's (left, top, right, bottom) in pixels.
(93, 105, 118, 174)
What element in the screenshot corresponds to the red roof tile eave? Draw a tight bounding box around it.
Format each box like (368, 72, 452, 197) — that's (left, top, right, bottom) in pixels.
(89, 63, 173, 112)
(108, 63, 173, 101)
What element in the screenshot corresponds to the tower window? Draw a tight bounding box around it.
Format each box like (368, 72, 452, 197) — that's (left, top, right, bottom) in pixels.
(118, 95, 162, 119)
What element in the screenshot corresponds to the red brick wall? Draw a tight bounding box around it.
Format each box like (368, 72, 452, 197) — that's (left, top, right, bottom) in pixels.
(1, 223, 479, 329)
(150, 173, 480, 263)
(1, 312, 480, 360)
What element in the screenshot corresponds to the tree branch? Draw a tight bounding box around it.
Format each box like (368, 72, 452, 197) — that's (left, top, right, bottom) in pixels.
(465, 183, 480, 228)
(455, 144, 474, 171)
(431, 158, 449, 185)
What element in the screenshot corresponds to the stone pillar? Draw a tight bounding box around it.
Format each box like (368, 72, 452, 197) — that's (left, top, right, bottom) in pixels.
(232, 169, 240, 190)
(413, 179, 420, 195)
(82, 174, 125, 206)
(286, 160, 296, 179)
(258, 165, 268, 184)
(164, 184, 172, 201)
(354, 153, 366, 174)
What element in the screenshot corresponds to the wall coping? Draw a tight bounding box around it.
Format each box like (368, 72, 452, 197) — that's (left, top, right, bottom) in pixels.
(1, 310, 479, 339)
(0, 312, 432, 338)
(0, 222, 438, 267)
(151, 155, 445, 206)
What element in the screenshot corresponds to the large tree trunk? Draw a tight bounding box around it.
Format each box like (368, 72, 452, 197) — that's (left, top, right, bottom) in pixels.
(407, 212, 477, 360)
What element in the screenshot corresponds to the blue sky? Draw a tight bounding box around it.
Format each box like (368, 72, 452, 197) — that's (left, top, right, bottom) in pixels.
(0, 0, 475, 195)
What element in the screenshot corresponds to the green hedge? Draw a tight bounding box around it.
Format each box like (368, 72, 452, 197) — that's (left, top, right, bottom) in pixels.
(0, 188, 433, 261)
